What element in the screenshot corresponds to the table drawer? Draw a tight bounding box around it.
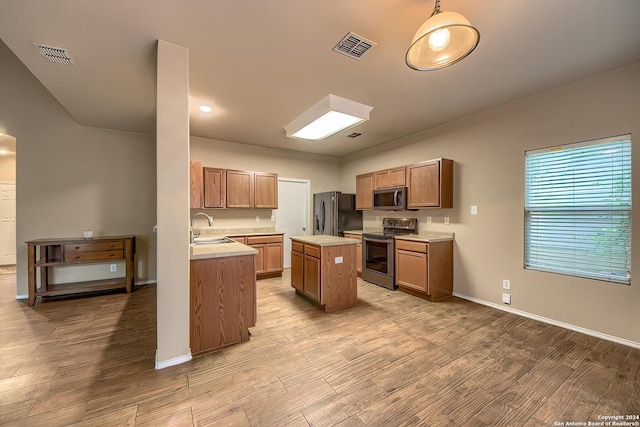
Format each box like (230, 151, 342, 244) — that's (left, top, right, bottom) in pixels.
(64, 250, 124, 262)
(64, 242, 124, 253)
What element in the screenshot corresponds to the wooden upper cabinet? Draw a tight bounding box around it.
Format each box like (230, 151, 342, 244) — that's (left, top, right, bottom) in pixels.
(254, 172, 278, 209)
(355, 173, 374, 210)
(374, 167, 406, 189)
(203, 167, 226, 208)
(226, 170, 253, 208)
(407, 158, 453, 209)
(190, 161, 203, 208)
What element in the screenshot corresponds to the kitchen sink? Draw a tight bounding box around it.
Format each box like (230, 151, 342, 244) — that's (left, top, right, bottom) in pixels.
(191, 236, 236, 245)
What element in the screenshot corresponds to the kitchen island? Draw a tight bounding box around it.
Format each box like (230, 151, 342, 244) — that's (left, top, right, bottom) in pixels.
(190, 240, 258, 355)
(290, 235, 358, 312)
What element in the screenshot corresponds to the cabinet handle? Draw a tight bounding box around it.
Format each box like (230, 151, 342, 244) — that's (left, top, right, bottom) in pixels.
(75, 246, 80, 249)
(110, 253, 115, 257)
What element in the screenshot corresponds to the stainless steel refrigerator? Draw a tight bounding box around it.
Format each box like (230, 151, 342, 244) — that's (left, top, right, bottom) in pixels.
(313, 192, 362, 236)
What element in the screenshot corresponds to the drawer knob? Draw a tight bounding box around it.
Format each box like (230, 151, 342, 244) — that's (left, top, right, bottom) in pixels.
(75, 255, 80, 260)
(75, 246, 80, 249)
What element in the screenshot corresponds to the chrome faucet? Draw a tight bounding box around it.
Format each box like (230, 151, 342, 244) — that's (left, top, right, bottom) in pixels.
(191, 212, 213, 241)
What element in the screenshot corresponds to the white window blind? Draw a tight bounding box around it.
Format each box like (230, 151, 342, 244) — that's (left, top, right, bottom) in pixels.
(524, 135, 632, 284)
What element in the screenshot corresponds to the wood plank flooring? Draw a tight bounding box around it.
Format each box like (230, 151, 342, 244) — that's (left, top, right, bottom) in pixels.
(0, 269, 638, 426)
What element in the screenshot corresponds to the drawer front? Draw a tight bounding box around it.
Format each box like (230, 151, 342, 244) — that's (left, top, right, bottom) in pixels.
(395, 239, 427, 253)
(64, 250, 124, 262)
(247, 235, 284, 245)
(228, 236, 248, 244)
(292, 240, 304, 254)
(304, 244, 321, 259)
(64, 242, 124, 253)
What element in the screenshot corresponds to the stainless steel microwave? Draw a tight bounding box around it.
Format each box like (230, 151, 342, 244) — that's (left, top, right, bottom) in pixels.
(372, 186, 407, 210)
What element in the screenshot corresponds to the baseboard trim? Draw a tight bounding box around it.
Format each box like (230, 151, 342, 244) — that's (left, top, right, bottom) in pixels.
(155, 350, 192, 370)
(135, 280, 157, 286)
(453, 292, 640, 350)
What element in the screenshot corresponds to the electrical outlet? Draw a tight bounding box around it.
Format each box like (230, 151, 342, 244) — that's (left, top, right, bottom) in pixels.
(427, 216, 432, 224)
(376, 216, 380, 222)
(255, 216, 260, 222)
(444, 217, 450, 225)
(110, 264, 117, 272)
(502, 279, 511, 290)
(471, 205, 478, 215)
(335, 256, 343, 264)
(271, 215, 275, 221)
(502, 293, 511, 304)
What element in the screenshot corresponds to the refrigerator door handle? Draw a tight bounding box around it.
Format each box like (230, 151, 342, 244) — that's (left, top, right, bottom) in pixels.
(320, 199, 325, 233)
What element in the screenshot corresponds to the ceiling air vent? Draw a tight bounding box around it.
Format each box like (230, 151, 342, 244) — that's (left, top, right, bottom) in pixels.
(333, 32, 376, 60)
(32, 43, 77, 66)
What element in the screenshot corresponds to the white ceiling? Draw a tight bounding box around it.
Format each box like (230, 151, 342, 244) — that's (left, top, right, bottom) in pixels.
(1, 1, 639, 158)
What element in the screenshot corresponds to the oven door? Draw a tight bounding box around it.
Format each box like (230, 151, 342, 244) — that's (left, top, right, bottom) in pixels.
(362, 234, 396, 289)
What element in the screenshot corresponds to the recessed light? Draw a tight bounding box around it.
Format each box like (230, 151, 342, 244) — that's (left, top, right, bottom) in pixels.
(0, 149, 8, 155)
(199, 105, 213, 113)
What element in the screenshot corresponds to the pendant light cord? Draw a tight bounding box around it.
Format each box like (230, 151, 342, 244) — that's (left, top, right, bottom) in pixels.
(431, 0, 442, 17)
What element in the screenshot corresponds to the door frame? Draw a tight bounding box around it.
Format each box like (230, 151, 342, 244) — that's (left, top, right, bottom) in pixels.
(276, 178, 310, 269)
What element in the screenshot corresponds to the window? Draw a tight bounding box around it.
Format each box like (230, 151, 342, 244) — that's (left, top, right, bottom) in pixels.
(524, 135, 631, 284)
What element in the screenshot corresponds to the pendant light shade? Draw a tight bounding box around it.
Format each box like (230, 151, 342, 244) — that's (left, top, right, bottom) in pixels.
(406, 0, 479, 71)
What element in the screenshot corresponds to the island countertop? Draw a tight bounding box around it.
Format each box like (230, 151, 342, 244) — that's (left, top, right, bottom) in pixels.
(190, 241, 258, 260)
(290, 235, 359, 247)
(394, 232, 455, 243)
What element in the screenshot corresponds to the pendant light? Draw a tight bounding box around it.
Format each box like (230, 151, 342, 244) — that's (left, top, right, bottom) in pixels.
(405, 0, 480, 71)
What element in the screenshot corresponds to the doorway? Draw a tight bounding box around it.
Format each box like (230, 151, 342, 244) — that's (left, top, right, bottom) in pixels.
(0, 133, 16, 267)
(276, 178, 309, 268)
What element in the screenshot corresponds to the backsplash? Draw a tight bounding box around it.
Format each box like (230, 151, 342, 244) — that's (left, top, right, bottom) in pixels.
(363, 210, 455, 234)
(190, 208, 276, 233)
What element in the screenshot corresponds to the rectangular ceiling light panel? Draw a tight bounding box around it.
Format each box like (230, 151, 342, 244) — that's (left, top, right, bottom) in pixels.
(284, 94, 373, 141)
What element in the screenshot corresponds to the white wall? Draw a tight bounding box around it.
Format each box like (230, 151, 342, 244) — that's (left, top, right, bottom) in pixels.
(340, 62, 640, 345)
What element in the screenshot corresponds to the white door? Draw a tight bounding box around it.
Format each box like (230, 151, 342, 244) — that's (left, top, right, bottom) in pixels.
(0, 183, 17, 265)
(276, 178, 309, 268)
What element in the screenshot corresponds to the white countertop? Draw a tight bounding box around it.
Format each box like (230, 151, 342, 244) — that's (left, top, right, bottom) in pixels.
(196, 228, 285, 237)
(395, 232, 454, 243)
(291, 235, 359, 247)
(190, 241, 259, 260)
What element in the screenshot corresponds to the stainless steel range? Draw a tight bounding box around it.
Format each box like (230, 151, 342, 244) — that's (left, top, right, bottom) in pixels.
(362, 218, 417, 289)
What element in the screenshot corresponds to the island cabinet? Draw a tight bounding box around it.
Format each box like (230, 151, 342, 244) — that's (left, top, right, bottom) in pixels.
(407, 158, 453, 209)
(290, 236, 358, 312)
(374, 167, 406, 189)
(395, 238, 453, 301)
(355, 172, 374, 210)
(190, 253, 256, 355)
(26, 236, 135, 306)
(343, 233, 362, 276)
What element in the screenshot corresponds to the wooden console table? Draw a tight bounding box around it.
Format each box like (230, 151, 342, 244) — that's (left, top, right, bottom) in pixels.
(26, 235, 135, 306)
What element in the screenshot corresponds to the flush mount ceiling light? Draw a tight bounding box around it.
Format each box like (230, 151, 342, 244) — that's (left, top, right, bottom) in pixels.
(284, 94, 373, 141)
(199, 105, 213, 113)
(406, 0, 480, 71)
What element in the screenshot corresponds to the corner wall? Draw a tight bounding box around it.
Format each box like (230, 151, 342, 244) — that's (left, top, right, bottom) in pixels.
(340, 62, 640, 345)
(0, 40, 157, 297)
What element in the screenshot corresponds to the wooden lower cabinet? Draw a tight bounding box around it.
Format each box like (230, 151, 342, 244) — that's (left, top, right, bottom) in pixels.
(395, 239, 453, 301)
(343, 233, 362, 276)
(247, 234, 284, 279)
(290, 239, 357, 312)
(190, 254, 256, 355)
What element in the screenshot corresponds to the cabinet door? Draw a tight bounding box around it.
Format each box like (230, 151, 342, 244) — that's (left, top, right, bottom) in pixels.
(374, 167, 406, 189)
(395, 249, 428, 292)
(203, 167, 226, 208)
(355, 173, 374, 210)
(252, 244, 265, 273)
(291, 249, 304, 292)
(227, 170, 253, 208)
(190, 161, 203, 208)
(254, 172, 278, 209)
(303, 254, 321, 303)
(264, 243, 283, 272)
(407, 161, 440, 208)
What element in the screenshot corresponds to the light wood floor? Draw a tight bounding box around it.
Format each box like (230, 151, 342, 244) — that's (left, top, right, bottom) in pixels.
(0, 270, 638, 426)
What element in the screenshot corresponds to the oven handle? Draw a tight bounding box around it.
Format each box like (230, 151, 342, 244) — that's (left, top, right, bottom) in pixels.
(364, 237, 393, 244)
